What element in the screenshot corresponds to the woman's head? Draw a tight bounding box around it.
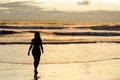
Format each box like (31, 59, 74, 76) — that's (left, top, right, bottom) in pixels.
(34, 32, 40, 39)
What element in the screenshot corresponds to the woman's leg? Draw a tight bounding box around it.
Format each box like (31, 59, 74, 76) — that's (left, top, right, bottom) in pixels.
(34, 57, 40, 71)
(32, 48, 41, 77)
(33, 56, 40, 77)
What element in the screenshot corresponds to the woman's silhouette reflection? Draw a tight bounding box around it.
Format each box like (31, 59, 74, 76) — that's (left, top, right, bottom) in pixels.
(28, 32, 44, 77)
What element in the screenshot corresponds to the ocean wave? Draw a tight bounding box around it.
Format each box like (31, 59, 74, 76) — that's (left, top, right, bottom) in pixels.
(0, 30, 18, 35)
(53, 32, 120, 36)
(0, 41, 120, 45)
(0, 25, 66, 29)
(1, 29, 120, 36)
(91, 25, 120, 31)
(1, 25, 120, 31)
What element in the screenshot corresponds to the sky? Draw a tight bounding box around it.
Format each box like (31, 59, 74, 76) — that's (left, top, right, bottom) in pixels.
(0, 0, 120, 21)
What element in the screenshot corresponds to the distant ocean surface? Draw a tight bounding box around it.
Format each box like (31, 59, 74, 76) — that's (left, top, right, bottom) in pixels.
(0, 23, 120, 44)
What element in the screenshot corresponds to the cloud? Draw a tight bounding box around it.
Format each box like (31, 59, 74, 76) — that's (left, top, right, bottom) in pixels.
(76, 0, 120, 5)
(0, 1, 43, 11)
(77, 0, 90, 5)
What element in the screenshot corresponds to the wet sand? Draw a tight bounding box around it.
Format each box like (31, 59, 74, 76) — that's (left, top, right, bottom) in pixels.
(0, 43, 120, 80)
(1, 43, 120, 64)
(0, 59, 120, 80)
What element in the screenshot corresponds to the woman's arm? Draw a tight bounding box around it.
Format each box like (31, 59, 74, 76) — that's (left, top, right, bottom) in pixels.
(28, 39, 33, 56)
(40, 38, 44, 53)
(41, 44, 44, 54)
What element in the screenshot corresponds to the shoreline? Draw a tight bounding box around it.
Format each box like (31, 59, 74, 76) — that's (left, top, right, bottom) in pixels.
(0, 57, 120, 65)
(0, 41, 120, 45)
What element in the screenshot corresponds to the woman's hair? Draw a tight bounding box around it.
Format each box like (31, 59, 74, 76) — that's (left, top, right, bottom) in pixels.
(34, 32, 39, 38)
(34, 32, 41, 40)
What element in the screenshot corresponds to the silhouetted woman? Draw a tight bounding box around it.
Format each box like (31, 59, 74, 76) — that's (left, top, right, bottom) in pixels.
(28, 32, 44, 77)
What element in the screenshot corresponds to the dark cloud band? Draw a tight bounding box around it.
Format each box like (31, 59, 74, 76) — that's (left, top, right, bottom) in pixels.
(0, 1, 43, 11)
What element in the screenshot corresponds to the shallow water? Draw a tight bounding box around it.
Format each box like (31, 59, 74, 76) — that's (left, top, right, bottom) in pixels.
(0, 43, 120, 64)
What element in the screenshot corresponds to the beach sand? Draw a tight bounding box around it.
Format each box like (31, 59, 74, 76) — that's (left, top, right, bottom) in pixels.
(0, 59, 120, 80)
(0, 43, 120, 80)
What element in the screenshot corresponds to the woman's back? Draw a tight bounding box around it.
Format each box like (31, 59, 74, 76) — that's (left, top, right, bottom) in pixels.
(32, 39, 41, 47)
